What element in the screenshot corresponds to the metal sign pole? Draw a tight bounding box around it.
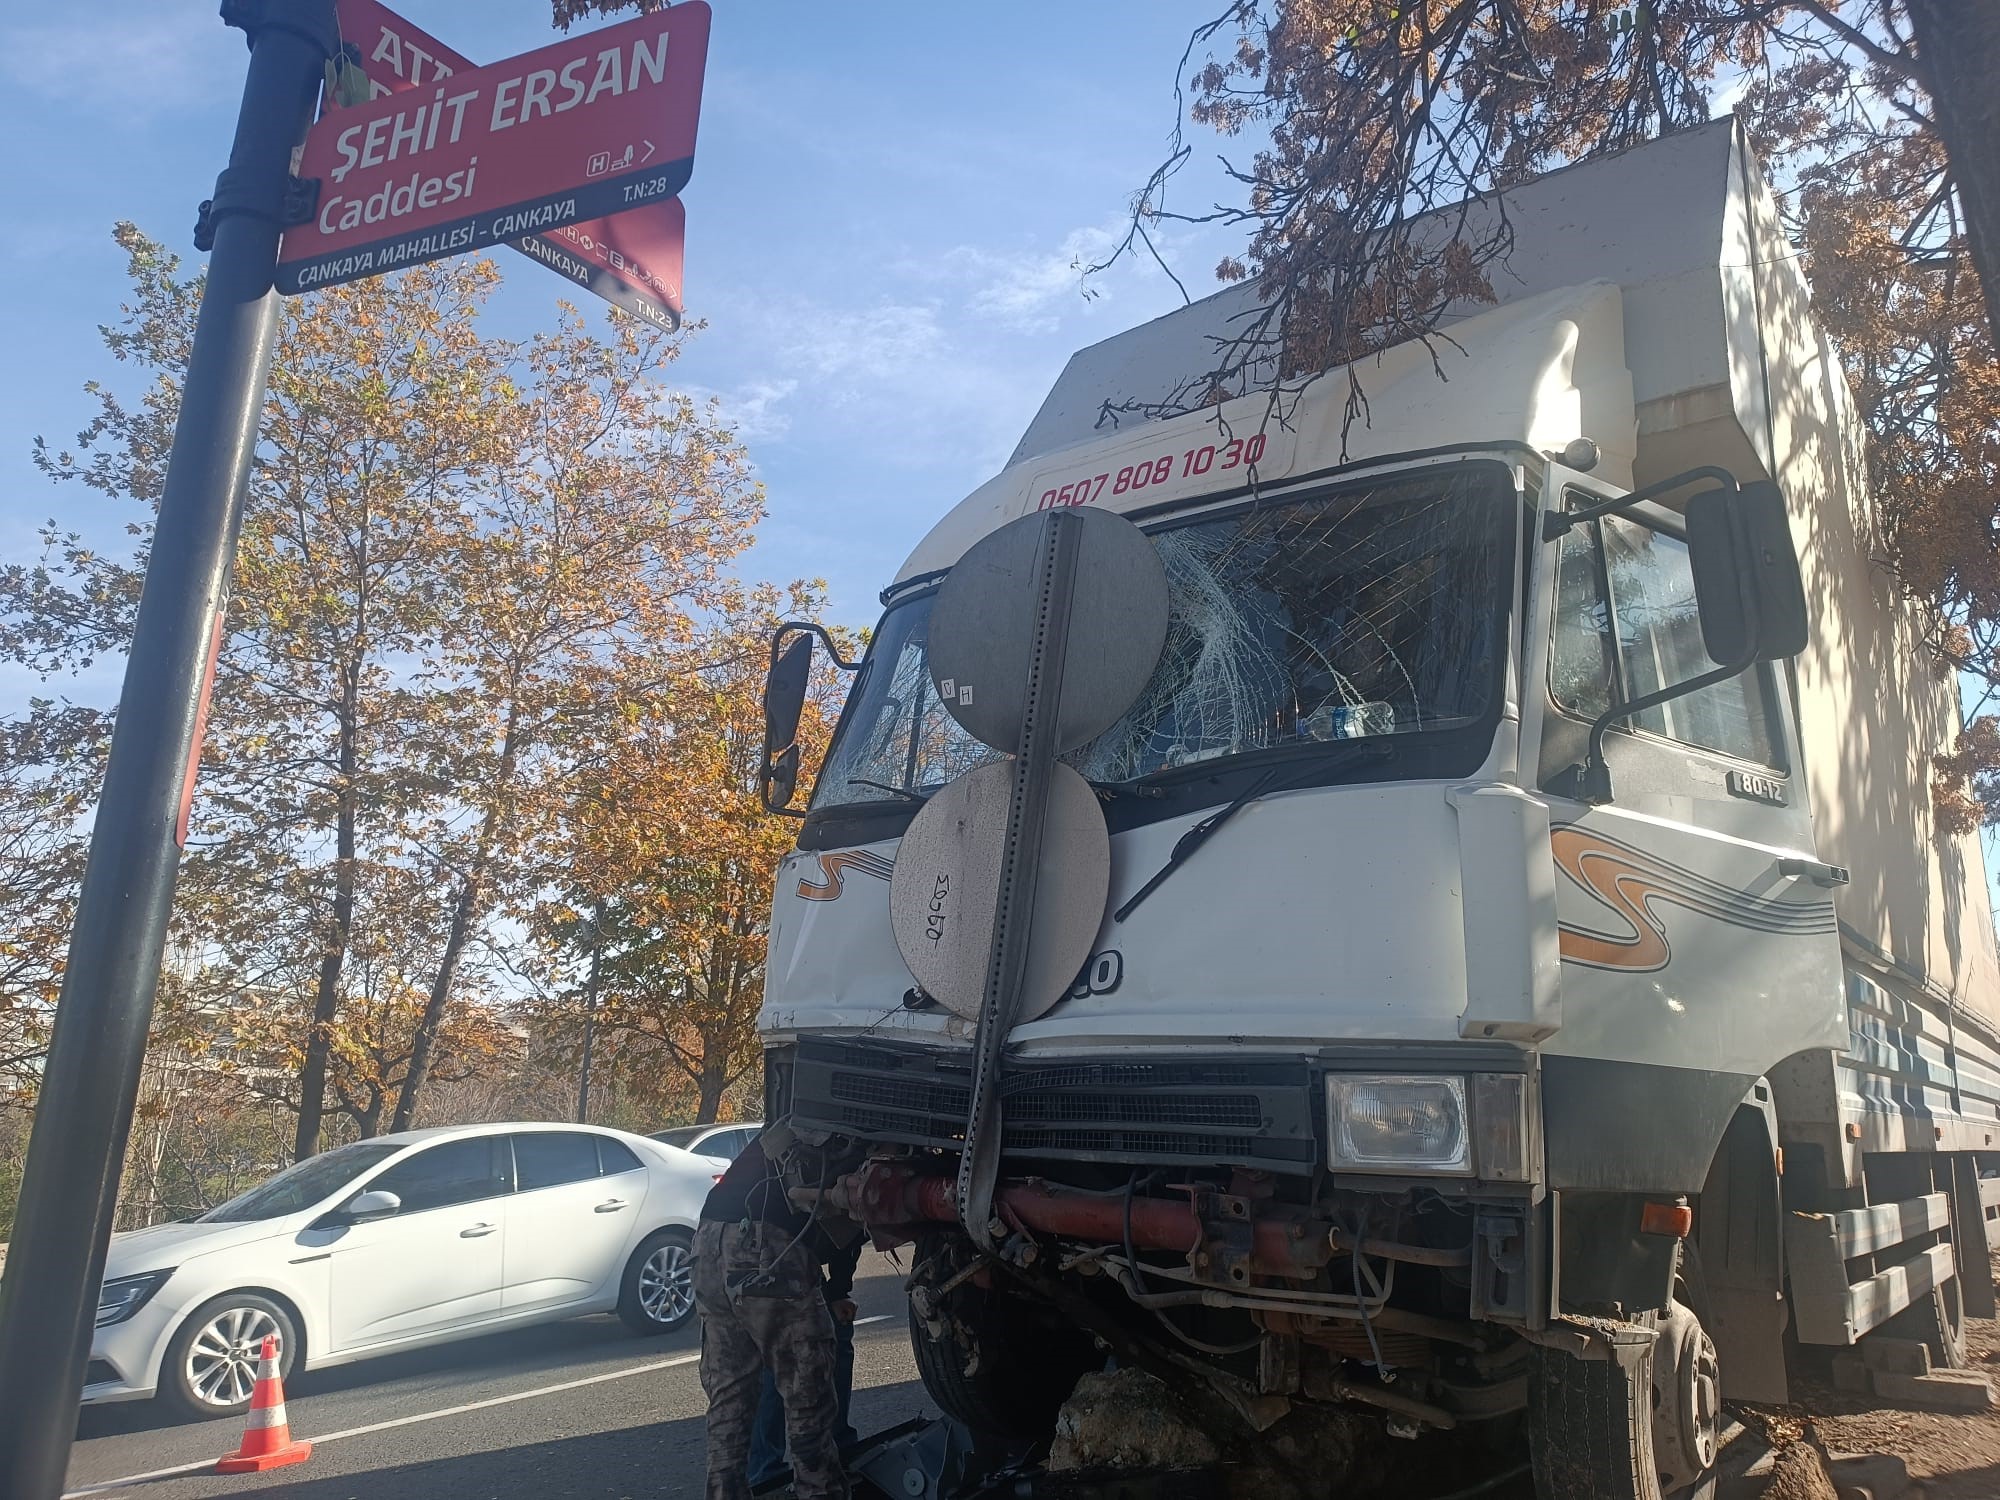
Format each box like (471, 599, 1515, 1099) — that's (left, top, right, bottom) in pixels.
(955, 511, 1082, 1248)
(0, 5, 333, 1494)
(892, 505, 1166, 1253)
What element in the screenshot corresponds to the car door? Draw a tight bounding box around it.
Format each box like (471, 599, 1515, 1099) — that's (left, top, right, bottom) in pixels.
(500, 1132, 651, 1312)
(323, 1135, 512, 1351)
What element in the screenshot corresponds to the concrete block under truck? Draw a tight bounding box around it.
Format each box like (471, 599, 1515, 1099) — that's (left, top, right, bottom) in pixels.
(754, 120, 2000, 1500)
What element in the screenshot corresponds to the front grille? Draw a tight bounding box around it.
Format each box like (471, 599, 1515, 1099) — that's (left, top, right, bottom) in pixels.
(1007, 1090, 1263, 1128)
(831, 1071, 966, 1116)
(793, 1037, 1317, 1172)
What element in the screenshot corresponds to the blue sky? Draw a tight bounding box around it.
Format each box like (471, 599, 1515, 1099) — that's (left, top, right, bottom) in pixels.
(0, 0, 1243, 715)
(6, 2, 1993, 912)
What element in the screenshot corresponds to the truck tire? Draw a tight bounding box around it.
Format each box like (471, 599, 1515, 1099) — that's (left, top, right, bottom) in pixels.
(1528, 1278, 1718, 1500)
(906, 1240, 1099, 1440)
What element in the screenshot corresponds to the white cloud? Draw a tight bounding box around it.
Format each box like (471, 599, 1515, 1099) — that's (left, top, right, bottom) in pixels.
(1, 4, 238, 121)
(719, 378, 798, 442)
(901, 219, 1205, 336)
(781, 303, 949, 388)
(1710, 71, 1752, 116)
(683, 378, 799, 444)
(949, 224, 1125, 332)
(709, 294, 1035, 477)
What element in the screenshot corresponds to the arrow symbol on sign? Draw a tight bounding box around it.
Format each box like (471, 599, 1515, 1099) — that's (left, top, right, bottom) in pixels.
(640, 140, 656, 164)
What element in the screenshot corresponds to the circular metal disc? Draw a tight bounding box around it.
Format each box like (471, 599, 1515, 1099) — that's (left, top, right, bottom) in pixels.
(890, 760, 1109, 1024)
(927, 507, 1168, 754)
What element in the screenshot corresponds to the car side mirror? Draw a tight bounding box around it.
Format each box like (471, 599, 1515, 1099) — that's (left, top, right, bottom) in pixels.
(1684, 481, 1808, 665)
(345, 1189, 401, 1224)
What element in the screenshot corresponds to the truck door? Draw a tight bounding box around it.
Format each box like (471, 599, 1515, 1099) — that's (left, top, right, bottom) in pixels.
(1519, 463, 1847, 1192)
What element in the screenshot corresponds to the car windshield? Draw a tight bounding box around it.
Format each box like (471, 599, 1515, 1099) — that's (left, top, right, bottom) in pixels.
(651, 1126, 708, 1150)
(812, 465, 1513, 809)
(198, 1142, 403, 1223)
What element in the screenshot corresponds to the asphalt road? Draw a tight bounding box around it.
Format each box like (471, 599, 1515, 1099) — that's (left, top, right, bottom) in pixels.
(65, 1252, 931, 1500)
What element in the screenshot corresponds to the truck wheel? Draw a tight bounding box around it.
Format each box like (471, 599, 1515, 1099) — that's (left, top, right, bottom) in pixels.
(906, 1238, 1100, 1440)
(1528, 1279, 1718, 1500)
(1880, 1272, 1969, 1370)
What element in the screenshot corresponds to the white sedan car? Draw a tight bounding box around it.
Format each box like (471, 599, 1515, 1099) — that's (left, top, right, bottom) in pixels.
(649, 1120, 763, 1162)
(87, 1122, 721, 1418)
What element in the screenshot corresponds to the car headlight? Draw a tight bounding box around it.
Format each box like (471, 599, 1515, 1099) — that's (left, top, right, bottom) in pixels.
(1329, 1075, 1470, 1173)
(96, 1270, 174, 1328)
(1326, 1072, 1537, 1179)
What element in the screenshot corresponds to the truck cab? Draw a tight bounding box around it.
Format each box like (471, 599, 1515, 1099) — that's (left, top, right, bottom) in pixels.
(754, 122, 2000, 1500)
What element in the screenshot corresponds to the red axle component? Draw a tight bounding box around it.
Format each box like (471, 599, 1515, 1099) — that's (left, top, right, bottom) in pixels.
(848, 1162, 1332, 1280)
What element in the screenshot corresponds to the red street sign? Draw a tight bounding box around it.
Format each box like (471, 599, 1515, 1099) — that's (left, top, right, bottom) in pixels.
(277, 2, 708, 298)
(332, 0, 688, 330)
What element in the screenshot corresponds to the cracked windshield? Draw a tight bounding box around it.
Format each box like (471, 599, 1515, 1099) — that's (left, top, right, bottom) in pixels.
(813, 465, 1511, 808)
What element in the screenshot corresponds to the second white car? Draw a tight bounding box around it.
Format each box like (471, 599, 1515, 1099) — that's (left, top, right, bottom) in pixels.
(87, 1121, 721, 1418)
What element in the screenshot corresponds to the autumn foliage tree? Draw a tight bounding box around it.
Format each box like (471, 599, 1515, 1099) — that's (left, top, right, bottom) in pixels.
(6, 225, 773, 1163)
(0, 707, 105, 1111)
(1109, 1, 2000, 820)
(525, 592, 840, 1125)
(382, 295, 762, 1132)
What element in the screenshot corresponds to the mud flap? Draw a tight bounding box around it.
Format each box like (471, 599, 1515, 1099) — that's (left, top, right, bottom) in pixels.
(1699, 1100, 1791, 1404)
(1947, 1155, 1997, 1321)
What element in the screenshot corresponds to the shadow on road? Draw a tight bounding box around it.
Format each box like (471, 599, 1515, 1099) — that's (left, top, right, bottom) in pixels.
(190, 1417, 713, 1500)
(75, 1313, 685, 1440)
(207, 1384, 935, 1500)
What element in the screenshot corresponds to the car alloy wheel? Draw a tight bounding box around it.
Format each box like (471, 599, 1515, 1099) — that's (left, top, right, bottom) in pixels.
(185, 1304, 282, 1409)
(638, 1239, 695, 1326)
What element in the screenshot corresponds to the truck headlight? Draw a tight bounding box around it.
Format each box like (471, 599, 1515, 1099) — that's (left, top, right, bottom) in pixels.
(96, 1269, 173, 1328)
(1326, 1072, 1537, 1179)
(1329, 1075, 1470, 1173)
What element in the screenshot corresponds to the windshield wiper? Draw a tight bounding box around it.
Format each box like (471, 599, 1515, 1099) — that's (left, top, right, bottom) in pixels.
(848, 777, 927, 804)
(1113, 742, 1394, 923)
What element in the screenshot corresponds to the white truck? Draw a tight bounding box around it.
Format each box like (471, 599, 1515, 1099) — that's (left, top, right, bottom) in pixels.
(754, 118, 2000, 1499)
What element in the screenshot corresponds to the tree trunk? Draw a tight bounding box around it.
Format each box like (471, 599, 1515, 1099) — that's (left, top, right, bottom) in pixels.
(1906, 0, 2000, 348)
(391, 712, 520, 1133)
(294, 661, 362, 1162)
(696, 1058, 728, 1124)
(390, 863, 484, 1132)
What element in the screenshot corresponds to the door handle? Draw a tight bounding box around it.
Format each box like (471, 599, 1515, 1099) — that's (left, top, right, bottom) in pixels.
(594, 1199, 628, 1213)
(460, 1222, 497, 1238)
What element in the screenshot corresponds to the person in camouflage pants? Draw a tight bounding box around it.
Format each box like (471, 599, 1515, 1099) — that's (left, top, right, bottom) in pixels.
(695, 1138, 850, 1500)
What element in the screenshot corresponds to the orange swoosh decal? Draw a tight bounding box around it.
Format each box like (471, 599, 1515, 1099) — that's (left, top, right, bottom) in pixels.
(797, 849, 895, 902)
(1551, 826, 1836, 972)
(1552, 829, 1672, 970)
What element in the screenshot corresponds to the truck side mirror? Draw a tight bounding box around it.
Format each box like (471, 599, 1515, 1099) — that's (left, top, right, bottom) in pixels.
(1684, 481, 1808, 665)
(762, 632, 814, 812)
(1552, 472, 1811, 806)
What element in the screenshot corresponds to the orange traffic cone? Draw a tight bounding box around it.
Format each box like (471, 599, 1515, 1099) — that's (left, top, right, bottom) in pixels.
(214, 1334, 312, 1473)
